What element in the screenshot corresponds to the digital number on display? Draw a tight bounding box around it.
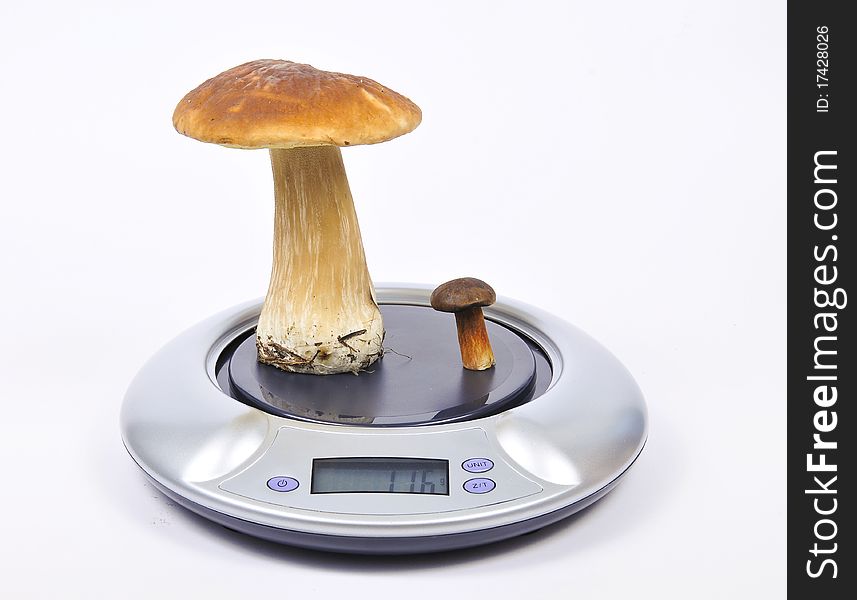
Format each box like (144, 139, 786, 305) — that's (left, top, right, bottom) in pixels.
(311, 458, 450, 495)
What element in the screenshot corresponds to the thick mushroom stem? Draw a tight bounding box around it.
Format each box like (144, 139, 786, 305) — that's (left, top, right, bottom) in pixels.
(453, 307, 495, 371)
(256, 145, 384, 374)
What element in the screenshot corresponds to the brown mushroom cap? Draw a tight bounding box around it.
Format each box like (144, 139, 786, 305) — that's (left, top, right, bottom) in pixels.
(430, 278, 496, 313)
(172, 59, 422, 149)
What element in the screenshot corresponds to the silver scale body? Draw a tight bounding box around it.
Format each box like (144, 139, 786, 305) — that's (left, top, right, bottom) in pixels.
(121, 284, 648, 553)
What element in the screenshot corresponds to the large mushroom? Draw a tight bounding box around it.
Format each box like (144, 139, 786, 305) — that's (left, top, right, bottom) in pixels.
(173, 60, 421, 374)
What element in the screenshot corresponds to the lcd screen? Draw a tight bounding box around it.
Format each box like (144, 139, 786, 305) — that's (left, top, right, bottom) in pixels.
(311, 458, 449, 495)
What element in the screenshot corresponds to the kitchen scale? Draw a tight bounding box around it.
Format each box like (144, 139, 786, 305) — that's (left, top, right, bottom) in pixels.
(121, 284, 647, 554)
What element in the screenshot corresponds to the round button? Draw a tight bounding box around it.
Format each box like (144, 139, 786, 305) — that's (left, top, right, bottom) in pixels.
(463, 478, 496, 494)
(266, 476, 299, 492)
(462, 458, 494, 473)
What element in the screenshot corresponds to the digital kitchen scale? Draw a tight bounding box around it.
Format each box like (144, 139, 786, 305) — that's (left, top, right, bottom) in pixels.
(121, 284, 647, 554)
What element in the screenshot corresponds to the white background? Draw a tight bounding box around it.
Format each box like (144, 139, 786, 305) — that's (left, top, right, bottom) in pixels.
(0, 1, 785, 597)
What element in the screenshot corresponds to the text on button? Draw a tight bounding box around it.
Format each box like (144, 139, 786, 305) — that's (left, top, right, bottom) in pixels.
(463, 478, 496, 494)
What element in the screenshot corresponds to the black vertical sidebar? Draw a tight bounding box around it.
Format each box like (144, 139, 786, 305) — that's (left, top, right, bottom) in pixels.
(788, 1, 854, 596)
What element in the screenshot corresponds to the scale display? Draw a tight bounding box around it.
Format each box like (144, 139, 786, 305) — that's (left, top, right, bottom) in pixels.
(311, 458, 449, 495)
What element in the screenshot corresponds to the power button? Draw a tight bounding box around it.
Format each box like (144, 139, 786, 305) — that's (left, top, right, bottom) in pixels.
(266, 476, 299, 492)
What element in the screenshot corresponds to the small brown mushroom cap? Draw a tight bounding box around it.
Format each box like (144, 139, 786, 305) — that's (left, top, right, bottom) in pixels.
(173, 59, 422, 149)
(430, 278, 496, 313)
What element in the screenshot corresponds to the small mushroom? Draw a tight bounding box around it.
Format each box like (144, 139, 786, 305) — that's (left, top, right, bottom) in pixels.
(172, 60, 421, 375)
(430, 278, 496, 371)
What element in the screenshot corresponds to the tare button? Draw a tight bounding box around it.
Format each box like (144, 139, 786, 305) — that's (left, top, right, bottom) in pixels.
(462, 458, 494, 473)
(463, 478, 496, 494)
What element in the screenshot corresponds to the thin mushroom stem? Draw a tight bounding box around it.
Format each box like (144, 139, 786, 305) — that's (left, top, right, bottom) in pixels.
(454, 307, 495, 370)
(256, 145, 383, 374)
